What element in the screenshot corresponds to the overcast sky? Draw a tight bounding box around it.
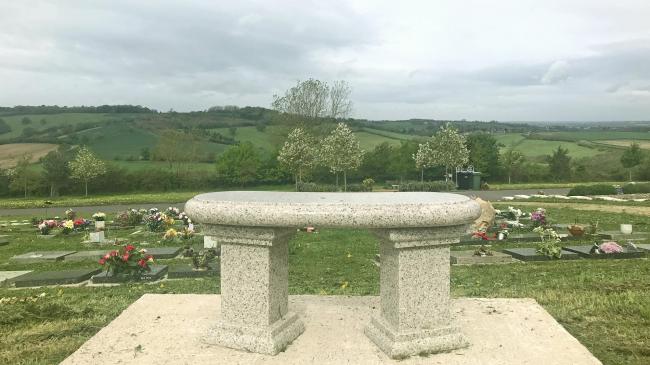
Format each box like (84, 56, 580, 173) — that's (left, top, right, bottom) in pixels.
(1, 0, 650, 121)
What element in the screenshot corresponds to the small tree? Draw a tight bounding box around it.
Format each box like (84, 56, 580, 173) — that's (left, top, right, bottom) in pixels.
(502, 147, 525, 184)
(272, 78, 353, 120)
(413, 142, 437, 182)
(320, 122, 364, 191)
(9, 154, 38, 198)
(42, 148, 70, 197)
(277, 127, 317, 191)
(69, 147, 106, 196)
(431, 123, 469, 182)
(621, 142, 643, 181)
(547, 146, 571, 182)
(215, 142, 261, 186)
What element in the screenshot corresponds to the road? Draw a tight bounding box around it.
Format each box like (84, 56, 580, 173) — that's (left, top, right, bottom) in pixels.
(0, 189, 570, 217)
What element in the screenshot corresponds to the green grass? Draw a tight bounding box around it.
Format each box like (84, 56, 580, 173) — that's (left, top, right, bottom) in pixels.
(210, 125, 288, 154)
(0, 204, 649, 364)
(489, 181, 626, 190)
(513, 139, 599, 158)
(493, 132, 526, 147)
(0, 185, 294, 209)
(535, 131, 650, 141)
(0, 113, 116, 141)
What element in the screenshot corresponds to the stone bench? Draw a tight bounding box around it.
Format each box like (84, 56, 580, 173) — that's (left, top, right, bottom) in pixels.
(185, 191, 480, 359)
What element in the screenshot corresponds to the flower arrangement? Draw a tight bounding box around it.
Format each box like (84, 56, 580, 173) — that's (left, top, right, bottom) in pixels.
(180, 226, 194, 240)
(65, 209, 76, 220)
(115, 209, 145, 226)
(163, 228, 178, 240)
(473, 245, 493, 257)
(144, 211, 168, 232)
(533, 226, 562, 258)
(191, 249, 217, 270)
(92, 212, 106, 221)
(74, 218, 91, 230)
(165, 207, 180, 218)
(99, 244, 154, 277)
(61, 220, 74, 234)
(591, 241, 623, 254)
(472, 231, 493, 241)
(178, 212, 192, 226)
(531, 208, 547, 227)
(38, 222, 50, 235)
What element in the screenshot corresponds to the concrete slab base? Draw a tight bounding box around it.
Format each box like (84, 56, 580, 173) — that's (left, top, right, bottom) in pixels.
(61, 295, 602, 365)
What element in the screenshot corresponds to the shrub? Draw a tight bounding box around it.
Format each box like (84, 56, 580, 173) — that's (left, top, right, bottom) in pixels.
(297, 182, 339, 192)
(622, 182, 650, 194)
(398, 181, 456, 192)
(567, 184, 617, 196)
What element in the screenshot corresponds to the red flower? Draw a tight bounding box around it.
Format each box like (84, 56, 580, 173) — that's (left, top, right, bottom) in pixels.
(125, 244, 135, 252)
(122, 253, 130, 262)
(145, 255, 154, 261)
(137, 259, 148, 268)
(99, 258, 106, 265)
(103, 253, 110, 260)
(109, 250, 119, 257)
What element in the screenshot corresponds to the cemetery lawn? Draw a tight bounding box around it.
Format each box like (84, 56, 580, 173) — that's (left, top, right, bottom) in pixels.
(0, 206, 648, 365)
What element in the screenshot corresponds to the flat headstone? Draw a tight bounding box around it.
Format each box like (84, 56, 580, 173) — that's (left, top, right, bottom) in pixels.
(597, 231, 648, 240)
(563, 245, 646, 259)
(451, 251, 514, 265)
(10, 251, 77, 263)
(506, 233, 540, 243)
(13, 268, 101, 288)
(167, 264, 219, 279)
(0, 271, 32, 286)
(501, 247, 580, 262)
(145, 247, 182, 259)
(92, 265, 168, 284)
(65, 250, 108, 262)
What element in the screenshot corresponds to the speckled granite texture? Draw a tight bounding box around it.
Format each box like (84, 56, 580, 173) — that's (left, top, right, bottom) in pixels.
(203, 225, 304, 355)
(186, 192, 480, 358)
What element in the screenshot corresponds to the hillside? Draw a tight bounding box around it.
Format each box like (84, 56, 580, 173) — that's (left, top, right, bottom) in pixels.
(1, 105, 650, 171)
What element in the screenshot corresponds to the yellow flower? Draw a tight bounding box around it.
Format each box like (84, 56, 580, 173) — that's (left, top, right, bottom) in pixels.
(340, 281, 349, 289)
(63, 220, 74, 229)
(163, 228, 177, 240)
(346, 253, 352, 258)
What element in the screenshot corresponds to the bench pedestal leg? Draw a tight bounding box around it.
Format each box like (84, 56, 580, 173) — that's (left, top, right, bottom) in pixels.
(203, 226, 304, 355)
(366, 227, 468, 359)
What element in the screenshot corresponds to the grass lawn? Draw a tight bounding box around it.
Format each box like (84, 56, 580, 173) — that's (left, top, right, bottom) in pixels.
(0, 203, 649, 364)
(0, 185, 294, 209)
(489, 181, 626, 190)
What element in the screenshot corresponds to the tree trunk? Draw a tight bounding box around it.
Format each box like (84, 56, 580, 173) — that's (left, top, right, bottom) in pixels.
(420, 168, 424, 182)
(344, 171, 347, 192)
(85, 180, 88, 197)
(629, 169, 632, 182)
(336, 173, 339, 187)
(24, 181, 27, 199)
(295, 174, 298, 192)
(508, 174, 511, 185)
(50, 184, 54, 198)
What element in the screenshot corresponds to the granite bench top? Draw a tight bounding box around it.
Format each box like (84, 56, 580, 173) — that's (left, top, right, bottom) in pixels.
(185, 191, 480, 228)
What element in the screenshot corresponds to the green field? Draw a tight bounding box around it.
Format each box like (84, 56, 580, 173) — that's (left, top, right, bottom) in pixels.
(494, 133, 601, 158)
(0, 113, 120, 140)
(534, 131, 650, 141)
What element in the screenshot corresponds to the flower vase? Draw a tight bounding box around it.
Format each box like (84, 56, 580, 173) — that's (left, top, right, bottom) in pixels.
(95, 220, 105, 230)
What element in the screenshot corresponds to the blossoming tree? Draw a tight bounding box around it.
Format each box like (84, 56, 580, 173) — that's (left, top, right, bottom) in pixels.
(320, 122, 364, 191)
(277, 127, 317, 191)
(69, 146, 107, 196)
(431, 123, 469, 182)
(413, 141, 437, 182)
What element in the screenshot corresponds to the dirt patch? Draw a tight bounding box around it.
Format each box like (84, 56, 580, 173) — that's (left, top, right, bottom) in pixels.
(599, 140, 650, 150)
(496, 201, 650, 216)
(0, 143, 59, 168)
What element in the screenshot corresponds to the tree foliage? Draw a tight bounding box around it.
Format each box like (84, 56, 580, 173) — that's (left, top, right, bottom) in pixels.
(466, 133, 501, 179)
(502, 147, 525, 184)
(69, 147, 107, 196)
(413, 141, 437, 182)
(621, 142, 644, 181)
(430, 123, 469, 180)
(215, 142, 261, 186)
(42, 147, 71, 197)
(320, 122, 364, 190)
(272, 79, 353, 120)
(277, 127, 317, 190)
(547, 146, 571, 182)
(9, 154, 38, 198)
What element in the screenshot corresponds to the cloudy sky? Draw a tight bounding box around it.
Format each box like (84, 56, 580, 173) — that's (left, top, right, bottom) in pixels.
(1, 0, 650, 121)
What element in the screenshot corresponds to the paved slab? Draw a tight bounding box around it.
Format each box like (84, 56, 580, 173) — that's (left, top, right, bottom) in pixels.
(61, 294, 602, 365)
(65, 250, 108, 262)
(13, 268, 101, 288)
(145, 247, 182, 259)
(563, 245, 646, 259)
(502, 247, 580, 262)
(10, 251, 76, 263)
(451, 250, 514, 265)
(0, 271, 32, 286)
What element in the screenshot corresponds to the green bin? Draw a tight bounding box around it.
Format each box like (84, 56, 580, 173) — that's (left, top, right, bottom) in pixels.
(457, 171, 481, 190)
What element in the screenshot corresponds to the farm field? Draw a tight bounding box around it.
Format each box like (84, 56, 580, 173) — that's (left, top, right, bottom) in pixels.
(493, 133, 602, 158)
(597, 140, 650, 150)
(0, 113, 121, 141)
(0, 143, 58, 168)
(533, 131, 650, 141)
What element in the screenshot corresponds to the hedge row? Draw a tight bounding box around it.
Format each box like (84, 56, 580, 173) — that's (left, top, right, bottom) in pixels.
(398, 181, 456, 192)
(296, 182, 372, 192)
(622, 183, 650, 194)
(567, 184, 618, 196)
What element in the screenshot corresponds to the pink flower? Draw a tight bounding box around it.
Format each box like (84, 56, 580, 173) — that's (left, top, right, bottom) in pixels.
(125, 244, 135, 252)
(99, 258, 106, 265)
(599, 241, 623, 254)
